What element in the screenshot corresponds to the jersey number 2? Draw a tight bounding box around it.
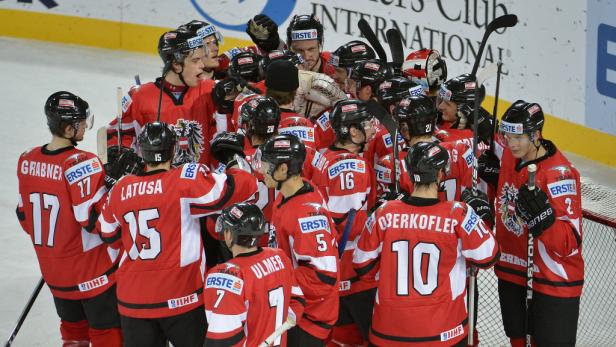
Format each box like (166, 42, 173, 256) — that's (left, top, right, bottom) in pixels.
(123, 209, 162, 260)
(391, 241, 441, 296)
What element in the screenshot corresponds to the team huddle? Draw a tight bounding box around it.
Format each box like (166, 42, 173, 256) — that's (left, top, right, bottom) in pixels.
(16, 11, 584, 347)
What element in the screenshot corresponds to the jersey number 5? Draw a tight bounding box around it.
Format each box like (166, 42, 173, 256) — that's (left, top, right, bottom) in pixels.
(123, 209, 162, 260)
(392, 241, 441, 296)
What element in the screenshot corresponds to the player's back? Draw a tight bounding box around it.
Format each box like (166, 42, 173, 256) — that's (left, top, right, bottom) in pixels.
(205, 247, 303, 347)
(369, 198, 496, 346)
(105, 164, 210, 317)
(17, 146, 115, 300)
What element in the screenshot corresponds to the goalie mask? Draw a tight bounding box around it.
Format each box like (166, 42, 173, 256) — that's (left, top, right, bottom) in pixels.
(402, 49, 448, 92)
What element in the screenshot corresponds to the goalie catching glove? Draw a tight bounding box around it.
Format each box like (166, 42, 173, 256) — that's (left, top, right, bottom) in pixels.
(294, 70, 347, 118)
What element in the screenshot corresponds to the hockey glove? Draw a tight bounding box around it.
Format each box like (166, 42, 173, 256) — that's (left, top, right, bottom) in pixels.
(476, 111, 495, 145)
(104, 149, 144, 189)
(212, 77, 244, 114)
(211, 131, 246, 165)
(515, 184, 555, 238)
(246, 14, 280, 52)
(461, 188, 494, 227)
(478, 150, 500, 187)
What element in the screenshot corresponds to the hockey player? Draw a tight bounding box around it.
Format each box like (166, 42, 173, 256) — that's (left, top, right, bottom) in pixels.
(484, 101, 584, 347)
(435, 74, 492, 149)
(107, 27, 217, 167)
(204, 203, 305, 347)
(310, 99, 378, 345)
(286, 14, 336, 76)
(256, 134, 339, 346)
(329, 40, 376, 89)
(348, 59, 387, 101)
(402, 49, 448, 97)
(17, 91, 123, 346)
(353, 141, 499, 347)
(98, 122, 257, 346)
(179, 20, 225, 80)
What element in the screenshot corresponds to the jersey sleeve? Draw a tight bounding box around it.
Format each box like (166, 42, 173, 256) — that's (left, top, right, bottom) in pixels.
(63, 152, 108, 233)
(96, 184, 123, 249)
(352, 212, 382, 279)
(107, 91, 139, 149)
(204, 265, 247, 347)
(287, 211, 339, 296)
(283, 255, 306, 324)
(535, 166, 583, 257)
(187, 164, 258, 217)
(453, 202, 500, 268)
(374, 155, 394, 199)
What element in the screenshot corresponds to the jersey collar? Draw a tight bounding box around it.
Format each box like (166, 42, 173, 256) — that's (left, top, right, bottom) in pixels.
(515, 139, 557, 172)
(41, 144, 75, 155)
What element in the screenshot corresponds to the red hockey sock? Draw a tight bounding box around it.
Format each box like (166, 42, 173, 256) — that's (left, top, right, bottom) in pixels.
(89, 327, 123, 347)
(60, 320, 89, 346)
(510, 337, 536, 347)
(330, 324, 364, 346)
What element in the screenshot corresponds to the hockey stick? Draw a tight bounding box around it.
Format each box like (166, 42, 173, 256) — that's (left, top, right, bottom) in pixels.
(358, 19, 388, 63)
(489, 61, 503, 150)
(386, 28, 405, 76)
(470, 14, 518, 77)
(4, 277, 45, 347)
(116, 87, 123, 148)
(259, 315, 297, 347)
(525, 163, 537, 347)
(338, 209, 357, 258)
(365, 99, 400, 194)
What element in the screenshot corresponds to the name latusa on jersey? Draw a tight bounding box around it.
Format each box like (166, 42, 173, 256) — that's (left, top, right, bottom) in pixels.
(120, 179, 163, 201)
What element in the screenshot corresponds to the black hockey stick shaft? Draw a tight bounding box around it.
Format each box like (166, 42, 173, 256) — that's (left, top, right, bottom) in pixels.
(358, 19, 388, 63)
(489, 62, 503, 150)
(5, 277, 45, 347)
(525, 164, 537, 347)
(386, 28, 404, 68)
(156, 62, 171, 122)
(365, 100, 399, 194)
(470, 14, 517, 77)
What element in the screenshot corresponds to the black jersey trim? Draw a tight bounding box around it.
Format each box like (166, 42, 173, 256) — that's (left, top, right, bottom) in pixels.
(100, 231, 122, 244)
(278, 182, 313, 207)
(514, 139, 557, 172)
(371, 318, 467, 342)
(205, 329, 245, 347)
(84, 208, 99, 233)
(495, 265, 584, 287)
(402, 196, 440, 206)
(16, 207, 25, 221)
(138, 169, 167, 177)
(41, 144, 75, 155)
(154, 78, 188, 106)
(118, 287, 204, 309)
(354, 259, 379, 277)
(304, 316, 334, 329)
(293, 296, 307, 306)
(235, 247, 263, 258)
(47, 264, 119, 292)
(468, 250, 500, 269)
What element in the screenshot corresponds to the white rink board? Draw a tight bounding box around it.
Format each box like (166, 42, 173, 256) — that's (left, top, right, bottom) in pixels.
(2, 0, 616, 136)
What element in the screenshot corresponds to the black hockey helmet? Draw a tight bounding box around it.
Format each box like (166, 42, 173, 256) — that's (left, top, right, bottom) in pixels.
(402, 49, 448, 92)
(438, 73, 485, 108)
(395, 95, 437, 137)
(241, 96, 281, 137)
(216, 203, 266, 248)
(180, 20, 223, 44)
(45, 91, 93, 137)
(138, 122, 177, 164)
(377, 76, 425, 108)
(329, 40, 376, 69)
(286, 14, 324, 46)
(500, 100, 544, 137)
(256, 134, 306, 177)
(158, 28, 204, 66)
(259, 49, 304, 79)
(229, 51, 262, 83)
(349, 59, 387, 89)
(405, 142, 450, 184)
(330, 99, 375, 138)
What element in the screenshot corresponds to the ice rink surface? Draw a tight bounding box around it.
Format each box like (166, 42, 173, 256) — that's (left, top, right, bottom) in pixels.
(0, 37, 614, 346)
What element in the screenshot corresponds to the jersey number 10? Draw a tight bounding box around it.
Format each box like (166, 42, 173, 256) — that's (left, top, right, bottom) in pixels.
(392, 240, 441, 296)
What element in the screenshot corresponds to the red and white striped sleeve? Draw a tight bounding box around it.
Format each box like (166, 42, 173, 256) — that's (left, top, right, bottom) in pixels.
(353, 211, 382, 278)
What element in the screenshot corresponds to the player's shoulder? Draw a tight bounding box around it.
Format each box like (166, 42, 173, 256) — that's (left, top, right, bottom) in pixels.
(18, 146, 41, 159)
(176, 162, 210, 180)
(205, 263, 245, 295)
(62, 150, 104, 184)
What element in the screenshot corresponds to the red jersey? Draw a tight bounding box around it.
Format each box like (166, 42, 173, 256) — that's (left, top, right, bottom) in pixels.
(17, 146, 116, 300)
(204, 247, 305, 347)
(317, 51, 336, 78)
(270, 181, 339, 339)
(311, 109, 336, 151)
(374, 141, 473, 202)
(494, 140, 584, 297)
(107, 78, 216, 166)
(354, 197, 499, 346)
(364, 125, 405, 168)
(98, 163, 257, 318)
(279, 111, 319, 149)
(311, 147, 376, 296)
